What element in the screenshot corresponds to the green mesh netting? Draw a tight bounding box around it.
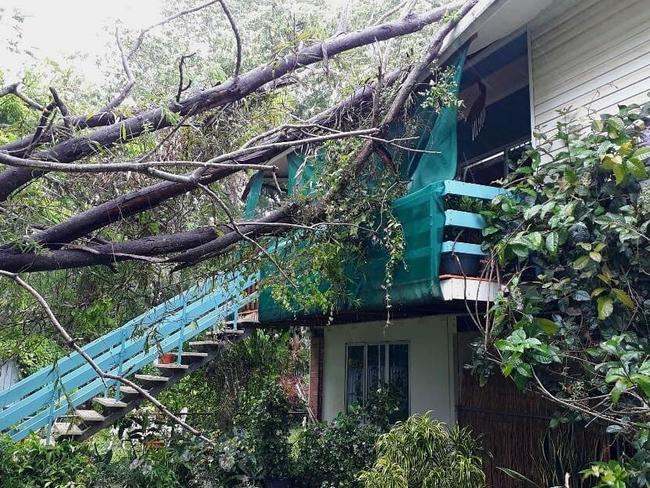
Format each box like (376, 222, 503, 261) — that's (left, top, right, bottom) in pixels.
(244, 171, 264, 219)
(407, 45, 468, 192)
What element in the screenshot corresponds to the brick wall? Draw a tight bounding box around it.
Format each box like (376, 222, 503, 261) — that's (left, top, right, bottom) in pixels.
(308, 328, 324, 421)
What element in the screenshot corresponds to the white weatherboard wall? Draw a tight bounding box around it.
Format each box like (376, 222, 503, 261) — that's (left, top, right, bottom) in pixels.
(322, 316, 456, 424)
(529, 0, 650, 152)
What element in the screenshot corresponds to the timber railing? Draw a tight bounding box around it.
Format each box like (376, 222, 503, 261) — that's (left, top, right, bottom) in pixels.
(440, 179, 505, 267)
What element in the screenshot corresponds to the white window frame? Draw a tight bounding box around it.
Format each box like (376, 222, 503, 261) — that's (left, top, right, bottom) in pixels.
(344, 341, 410, 415)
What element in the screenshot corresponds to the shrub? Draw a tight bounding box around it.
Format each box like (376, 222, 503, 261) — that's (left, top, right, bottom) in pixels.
(0, 434, 97, 488)
(358, 414, 485, 488)
(235, 380, 293, 479)
(293, 390, 398, 488)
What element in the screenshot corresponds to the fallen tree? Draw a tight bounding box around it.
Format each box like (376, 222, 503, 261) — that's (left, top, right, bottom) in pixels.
(0, 0, 475, 273)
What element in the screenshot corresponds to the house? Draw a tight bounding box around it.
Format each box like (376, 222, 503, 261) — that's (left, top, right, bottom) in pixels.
(1, 0, 648, 485)
(251, 0, 650, 483)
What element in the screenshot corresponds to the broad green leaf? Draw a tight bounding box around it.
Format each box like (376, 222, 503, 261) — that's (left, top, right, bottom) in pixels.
(534, 317, 558, 335)
(545, 232, 559, 254)
(611, 288, 634, 309)
(630, 373, 650, 399)
(523, 205, 541, 220)
(597, 296, 614, 320)
(573, 255, 590, 270)
(591, 287, 607, 297)
(526, 232, 543, 250)
(612, 163, 626, 185)
(632, 146, 650, 161)
(589, 252, 602, 263)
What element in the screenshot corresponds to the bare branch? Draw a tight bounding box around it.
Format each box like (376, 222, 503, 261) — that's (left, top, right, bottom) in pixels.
(217, 0, 243, 77)
(49, 87, 71, 129)
(176, 53, 196, 103)
(0, 228, 219, 272)
(0, 151, 277, 174)
(0, 126, 377, 176)
(0, 82, 44, 111)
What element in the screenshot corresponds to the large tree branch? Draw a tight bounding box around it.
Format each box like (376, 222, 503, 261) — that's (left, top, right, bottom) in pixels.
(18, 71, 401, 249)
(0, 82, 44, 111)
(0, 3, 459, 201)
(0, 227, 219, 272)
(170, 0, 478, 269)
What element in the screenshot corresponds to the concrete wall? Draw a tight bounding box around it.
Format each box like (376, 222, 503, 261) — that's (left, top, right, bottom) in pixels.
(529, 0, 650, 155)
(322, 315, 457, 424)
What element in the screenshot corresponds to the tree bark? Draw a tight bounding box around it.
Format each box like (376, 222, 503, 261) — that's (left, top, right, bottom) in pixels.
(0, 227, 218, 272)
(0, 3, 458, 201)
(0, 207, 295, 272)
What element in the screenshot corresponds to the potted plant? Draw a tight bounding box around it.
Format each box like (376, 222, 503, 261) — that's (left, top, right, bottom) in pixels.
(158, 352, 175, 364)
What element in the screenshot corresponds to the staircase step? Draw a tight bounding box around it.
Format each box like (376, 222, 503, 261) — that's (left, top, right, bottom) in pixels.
(120, 386, 146, 397)
(74, 409, 105, 423)
(134, 374, 169, 385)
(93, 397, 128, 409)
(223, 322, 257, 330)
(173, 352, 209, 364)
(189, 340, 222, 348)
(155, 363, 189, 376)
(52, 422, 84, 436)
(206, 329, 246, 339)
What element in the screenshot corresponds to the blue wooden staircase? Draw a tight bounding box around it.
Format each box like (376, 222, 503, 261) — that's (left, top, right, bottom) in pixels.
(0, 270, 259, 443)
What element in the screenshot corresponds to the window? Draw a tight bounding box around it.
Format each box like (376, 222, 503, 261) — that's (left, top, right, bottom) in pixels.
(345, 343, 409, 420)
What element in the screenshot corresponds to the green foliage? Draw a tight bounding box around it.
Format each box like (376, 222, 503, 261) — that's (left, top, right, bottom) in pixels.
(0, 334, 65, 375)
(292, 390, 398, 488)
(476, 98, 650, 482)
(0, 434, 97, 488)
(420, 67, 463, 112)
(235, 380, 292, 478)
(358, 414, 485, 488)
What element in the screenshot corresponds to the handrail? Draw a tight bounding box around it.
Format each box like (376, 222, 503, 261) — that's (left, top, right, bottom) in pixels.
(1, 270, 258, 441)
(0, 275, 225, 409)
(442, 179, 505, 200)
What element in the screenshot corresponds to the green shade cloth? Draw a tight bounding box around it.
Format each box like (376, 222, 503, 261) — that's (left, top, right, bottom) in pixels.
(259, 45, 470, 322)
(407, 45, 468, 192)
(244, 171, 264, 218)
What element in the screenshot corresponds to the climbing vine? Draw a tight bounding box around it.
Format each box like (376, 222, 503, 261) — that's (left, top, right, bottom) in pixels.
(475, 99, 650, 485)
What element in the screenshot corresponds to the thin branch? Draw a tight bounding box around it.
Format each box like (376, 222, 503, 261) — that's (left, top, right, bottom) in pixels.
(217, 0, 242, 77)
(0, 82, 44, 111)
(49, 87, 71, 129)
(197, 183, 299, 289)
(176, 53, 196, 103)
(0, 152, 278, 175)
(25, 100, 57, 157)
(104, 28, 137, 114)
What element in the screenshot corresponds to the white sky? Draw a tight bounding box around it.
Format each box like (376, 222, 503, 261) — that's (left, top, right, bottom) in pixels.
(1, 0, 346, 84)
(1, 1, 165, 82)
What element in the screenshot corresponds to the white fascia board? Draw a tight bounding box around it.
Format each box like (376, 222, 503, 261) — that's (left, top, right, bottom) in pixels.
(439, 0, 556, 63)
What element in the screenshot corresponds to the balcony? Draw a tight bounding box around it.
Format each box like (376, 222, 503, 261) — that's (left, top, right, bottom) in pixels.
(257, 178, 504, 324)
